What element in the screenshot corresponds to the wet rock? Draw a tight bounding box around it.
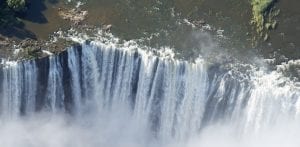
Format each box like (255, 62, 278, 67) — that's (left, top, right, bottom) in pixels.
(19, 38, 34, 48)
(0, 40, 10, 47)
(103, 24, 112, 32)
(263, 34, 269, 41)
(265, 23, 272, 30)
(4, 36, 79, 60)
(192, 19, 206, 27)
(58, 8, 88, 25)
(271, 20, 277, 29)
(0, 35, 12, 46)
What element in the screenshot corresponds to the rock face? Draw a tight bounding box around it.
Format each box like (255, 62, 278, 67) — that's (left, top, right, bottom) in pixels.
(0, 35, 79, 60)
(58, 8, 88, 25)
(0, 35, 15, 58)
(0, 36, 12, 47)
(16, 39, 78, 60)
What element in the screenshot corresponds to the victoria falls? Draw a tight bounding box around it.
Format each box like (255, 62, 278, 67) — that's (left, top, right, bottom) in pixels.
(0, 0, 300, 147)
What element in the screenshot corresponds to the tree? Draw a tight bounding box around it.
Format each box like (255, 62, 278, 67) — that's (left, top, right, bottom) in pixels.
(6, 0, 26, 11)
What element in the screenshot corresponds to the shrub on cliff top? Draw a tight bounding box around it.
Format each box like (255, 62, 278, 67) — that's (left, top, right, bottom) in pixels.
(251, 0, 274, 35)
(251, 0, 278, 41)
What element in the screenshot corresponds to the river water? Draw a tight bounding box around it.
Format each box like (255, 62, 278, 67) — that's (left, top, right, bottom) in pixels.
(22, 0, 300, 59)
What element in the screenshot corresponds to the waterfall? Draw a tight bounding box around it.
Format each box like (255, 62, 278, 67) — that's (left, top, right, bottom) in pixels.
(0, 40, 300, 147)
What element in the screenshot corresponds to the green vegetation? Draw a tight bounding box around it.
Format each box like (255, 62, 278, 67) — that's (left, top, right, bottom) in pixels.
(251, 0, 279, 38)
(23, 47, 41, 59)
(0, 0, 27, 27)
(7, 0, 26, 11)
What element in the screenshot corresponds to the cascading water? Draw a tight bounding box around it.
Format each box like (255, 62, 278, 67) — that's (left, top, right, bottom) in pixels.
(0, 39, 300, 147)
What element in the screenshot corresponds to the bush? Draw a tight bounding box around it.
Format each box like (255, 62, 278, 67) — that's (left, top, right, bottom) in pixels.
(6, 0, 26, 11)
(251, 0, 277, 37)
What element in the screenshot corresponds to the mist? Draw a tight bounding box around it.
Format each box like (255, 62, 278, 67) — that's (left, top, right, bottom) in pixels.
(1, 109, 300, 147)
(0, 105, 155, 147)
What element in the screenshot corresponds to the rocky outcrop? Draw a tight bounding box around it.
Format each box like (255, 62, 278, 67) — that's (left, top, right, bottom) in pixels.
(58, 8, 88, 25)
